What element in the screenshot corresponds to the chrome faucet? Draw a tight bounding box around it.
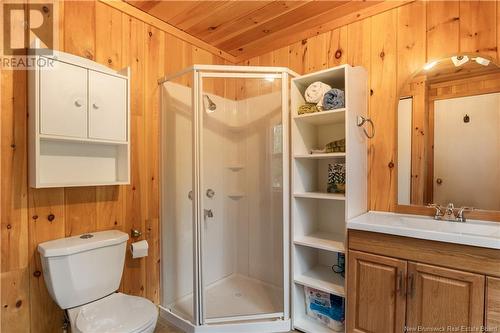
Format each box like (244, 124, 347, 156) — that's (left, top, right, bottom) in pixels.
(427, 203, 474, 222)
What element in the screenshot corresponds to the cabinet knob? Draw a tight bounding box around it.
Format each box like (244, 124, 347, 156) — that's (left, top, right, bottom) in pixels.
(74, 99, 83, 107)
(92, 103, 99, 109)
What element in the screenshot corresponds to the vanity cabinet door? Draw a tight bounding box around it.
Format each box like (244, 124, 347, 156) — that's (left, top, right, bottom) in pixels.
(486, 277, 500, 331)
(406, 262, 485, 331)
(347, 250, 407, 333)
(88, 70, 127, 141)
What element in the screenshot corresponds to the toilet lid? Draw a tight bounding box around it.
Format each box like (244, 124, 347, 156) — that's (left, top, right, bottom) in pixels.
(75, 293, 157, 333)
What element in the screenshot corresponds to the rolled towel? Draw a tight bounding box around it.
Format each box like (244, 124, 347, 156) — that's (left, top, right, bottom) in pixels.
(298, 103, 319, 115)
(304, 81, 332, 106)
(322, 88, 345, 110)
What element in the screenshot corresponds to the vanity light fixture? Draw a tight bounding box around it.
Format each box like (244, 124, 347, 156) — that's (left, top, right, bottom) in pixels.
(451, 55, 469, 67)
(423, 61, 438, 70)
(474, 56, 490, 66)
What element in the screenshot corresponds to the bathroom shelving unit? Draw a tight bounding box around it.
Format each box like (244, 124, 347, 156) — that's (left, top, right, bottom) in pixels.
(291, 65, 367, 333)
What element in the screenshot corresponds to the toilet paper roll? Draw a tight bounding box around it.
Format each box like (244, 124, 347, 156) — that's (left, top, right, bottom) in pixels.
(130, 240, 148, 258)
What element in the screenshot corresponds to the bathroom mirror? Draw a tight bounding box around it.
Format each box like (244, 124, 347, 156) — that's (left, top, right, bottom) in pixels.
(397, 54, 500, 212)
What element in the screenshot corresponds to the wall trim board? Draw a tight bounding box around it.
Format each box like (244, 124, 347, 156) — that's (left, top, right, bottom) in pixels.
(232, 0, 414, 62)
(99, 0, 238, 63)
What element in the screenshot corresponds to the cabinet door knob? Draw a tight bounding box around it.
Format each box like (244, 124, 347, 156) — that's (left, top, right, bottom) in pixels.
(74, 99, 83, 107)
(92, 103, 99, 109)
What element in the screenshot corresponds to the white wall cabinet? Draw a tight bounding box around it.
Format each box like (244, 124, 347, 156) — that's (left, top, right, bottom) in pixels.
(29, 46, 130, 188)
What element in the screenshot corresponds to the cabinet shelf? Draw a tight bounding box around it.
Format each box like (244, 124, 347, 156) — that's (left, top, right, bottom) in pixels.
(294, 232, 345, 253)
(294, 265, 345, 297)
(40, 134, 128, 145)
(293, 108, 346, 125)
(294, 152, 345, 159)
(293, 192, 345, 200)
(294, 316, 344, 333)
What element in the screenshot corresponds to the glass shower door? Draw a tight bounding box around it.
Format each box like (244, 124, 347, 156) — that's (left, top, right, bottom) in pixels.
(161, 72, 198, 324)
(198, 74, 286, 323)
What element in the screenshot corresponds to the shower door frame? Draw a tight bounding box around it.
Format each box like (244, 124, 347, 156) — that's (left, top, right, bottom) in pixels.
(195, 68, 291, 326)
(159, 65, 296, 332)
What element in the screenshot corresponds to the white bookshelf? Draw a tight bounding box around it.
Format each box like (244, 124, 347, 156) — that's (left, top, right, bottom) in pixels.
(291, 65, 367, 333)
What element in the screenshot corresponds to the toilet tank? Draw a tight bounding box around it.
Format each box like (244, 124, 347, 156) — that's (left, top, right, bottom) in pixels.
(38, 230, 129, 309)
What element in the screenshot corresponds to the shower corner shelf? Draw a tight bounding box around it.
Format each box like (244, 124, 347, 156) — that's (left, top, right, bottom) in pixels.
(291, 64, 367, 333)
(226, 164, 245, 171)
(227, 192, 245, 199)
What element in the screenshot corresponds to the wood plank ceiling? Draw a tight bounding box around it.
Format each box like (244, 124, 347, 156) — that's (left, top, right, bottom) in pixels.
(126, 0, 394, 61)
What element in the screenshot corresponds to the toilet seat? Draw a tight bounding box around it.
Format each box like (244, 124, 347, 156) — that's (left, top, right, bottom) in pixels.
(71, 292, 158, 333)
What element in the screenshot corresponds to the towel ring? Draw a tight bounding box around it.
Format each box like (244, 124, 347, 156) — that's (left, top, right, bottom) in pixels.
(356, 115, 375, 139)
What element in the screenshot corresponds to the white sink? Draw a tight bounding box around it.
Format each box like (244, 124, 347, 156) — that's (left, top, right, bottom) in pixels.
(348, 211, 500, 249)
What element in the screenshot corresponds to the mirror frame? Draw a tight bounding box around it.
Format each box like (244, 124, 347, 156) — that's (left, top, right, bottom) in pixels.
(395, 53, 500, 222)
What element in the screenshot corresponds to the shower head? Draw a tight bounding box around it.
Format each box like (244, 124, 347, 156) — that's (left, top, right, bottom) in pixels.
(203, 95, 217, 112)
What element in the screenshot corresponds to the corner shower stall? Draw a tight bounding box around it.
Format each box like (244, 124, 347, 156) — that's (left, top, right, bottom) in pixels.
(160, 65, 295, 332)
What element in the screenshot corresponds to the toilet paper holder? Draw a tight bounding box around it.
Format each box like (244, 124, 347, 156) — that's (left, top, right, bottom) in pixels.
(131, 229, 142, 238)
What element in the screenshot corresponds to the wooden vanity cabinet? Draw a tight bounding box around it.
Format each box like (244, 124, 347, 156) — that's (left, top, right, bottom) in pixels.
(347, 230, 499, 333)
(347, 251, 406, 333)
(487, 277, 500, 330)
(406, 262, 484, 330)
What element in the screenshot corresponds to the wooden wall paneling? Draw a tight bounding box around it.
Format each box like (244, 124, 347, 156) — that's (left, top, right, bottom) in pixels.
(64, 187, 97, 236)
(95, 2, 126, 233)
(327, 26, 348, 67)
(258, 52, 273, 94)
(1, 269, 30, 333)
(426, 1, 459, 61)
(64, 0, 96, 60)
(305, 32, 329, 73)
(396, 1, 427, 207)
(459, 0, 497, 60)
(346, 18, 371, 69)
(121, 14, 147, 297)
(288, 39, 307, 75)
(272, 46, 289, 91)
(96, 1, 123, 70)
(144, 24, 165, 303)
(1, 68, 28, 273)
(368, 10, 398, 211)
(28, 188, 66, 333)
(396, 1, 426, 91)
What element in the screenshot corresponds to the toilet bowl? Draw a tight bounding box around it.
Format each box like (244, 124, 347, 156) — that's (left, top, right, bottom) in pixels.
(37, 230, 158, 333)
(67, 293, 158, 333)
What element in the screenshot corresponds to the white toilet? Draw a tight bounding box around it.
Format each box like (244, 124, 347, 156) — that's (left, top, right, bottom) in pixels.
(38, 230, 158, 333)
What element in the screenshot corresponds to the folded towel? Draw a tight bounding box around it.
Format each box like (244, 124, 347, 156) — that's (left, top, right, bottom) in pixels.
(325, 139, 346, 153)
(304, 82, 332, 108)
(322, 88, 345, 110)
(298, 103, 319, 115)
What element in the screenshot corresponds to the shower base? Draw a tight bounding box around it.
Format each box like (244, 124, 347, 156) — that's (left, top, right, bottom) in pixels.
(168, 273, 283, 321)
